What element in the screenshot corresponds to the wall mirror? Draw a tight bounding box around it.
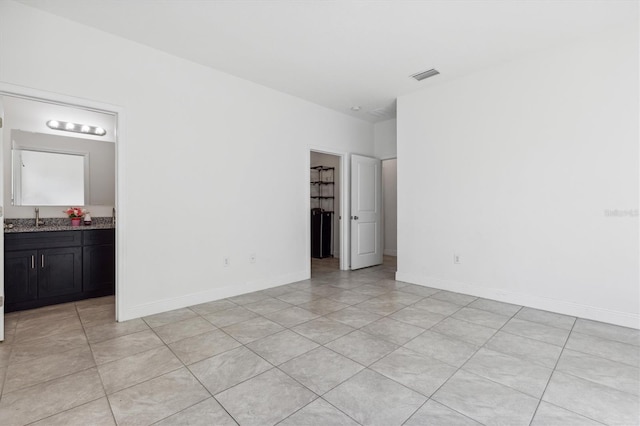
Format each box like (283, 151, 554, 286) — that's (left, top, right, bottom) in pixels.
(11, 129, 115, 206)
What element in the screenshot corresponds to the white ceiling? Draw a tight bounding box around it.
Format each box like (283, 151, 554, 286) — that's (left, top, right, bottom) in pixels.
(17, 0, 637, 123)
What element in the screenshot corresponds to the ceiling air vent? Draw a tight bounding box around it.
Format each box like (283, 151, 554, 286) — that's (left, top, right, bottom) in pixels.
(411, 68, 440, 81)
(367, 108, 390, 118)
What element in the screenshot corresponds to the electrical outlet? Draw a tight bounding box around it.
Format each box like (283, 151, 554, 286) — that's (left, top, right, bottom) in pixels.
(453, 253, 461, 264)
(250, 253, 256, 264)
(223, 257, 230, 267)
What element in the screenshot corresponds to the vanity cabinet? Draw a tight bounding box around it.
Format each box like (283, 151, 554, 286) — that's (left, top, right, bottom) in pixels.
(36, 247, 82, 298)
(83, 229, 115, 293)
(4, 229, 114, 312)
(4, 250, 38, 305)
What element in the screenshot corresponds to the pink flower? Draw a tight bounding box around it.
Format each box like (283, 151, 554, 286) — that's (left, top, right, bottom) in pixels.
(64, 207, 85, 218)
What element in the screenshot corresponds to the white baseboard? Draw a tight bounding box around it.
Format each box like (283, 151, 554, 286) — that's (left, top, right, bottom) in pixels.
(395, 271, 640, 329)
(383, 249, 397, 256)
(118, 270, 308, 321)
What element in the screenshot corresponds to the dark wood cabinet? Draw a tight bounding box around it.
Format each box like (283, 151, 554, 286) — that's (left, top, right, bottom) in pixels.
(38, 247, 82, 298)
(4, 229, 115, 312)
(4, 249, 38, 304)
(83, 230, 115, 293)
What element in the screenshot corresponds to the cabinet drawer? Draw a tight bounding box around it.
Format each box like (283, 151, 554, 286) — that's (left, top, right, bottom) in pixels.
(83, 229, 115, 246)
(5, 231, 82, 251)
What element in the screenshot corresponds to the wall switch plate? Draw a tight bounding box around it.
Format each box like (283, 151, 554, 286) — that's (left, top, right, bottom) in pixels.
(223, 257, 230, 267)
(250, 253, 256, 263)
(453, 253, 461, 264)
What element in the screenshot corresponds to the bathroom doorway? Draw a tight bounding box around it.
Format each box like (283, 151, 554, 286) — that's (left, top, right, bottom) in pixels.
(0, 85, 123, 339)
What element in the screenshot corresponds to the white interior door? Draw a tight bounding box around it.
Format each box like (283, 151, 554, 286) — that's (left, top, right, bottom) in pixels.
(350, 154, 383, 270)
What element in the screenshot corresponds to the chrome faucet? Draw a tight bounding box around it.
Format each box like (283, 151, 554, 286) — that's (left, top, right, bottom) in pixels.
(35, 207, 44, 227)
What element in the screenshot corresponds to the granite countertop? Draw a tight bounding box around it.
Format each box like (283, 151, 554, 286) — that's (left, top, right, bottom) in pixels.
(4, 217, 115, 233)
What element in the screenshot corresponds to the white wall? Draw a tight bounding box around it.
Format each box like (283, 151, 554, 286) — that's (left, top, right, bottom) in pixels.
(397, 25, 639, 328)
(0, 1, 374, 320)
(310, 151, 341, 258)
(376, 120, 398, 258)
(374, 118, 397, 159)
(382, 159, 397, 256)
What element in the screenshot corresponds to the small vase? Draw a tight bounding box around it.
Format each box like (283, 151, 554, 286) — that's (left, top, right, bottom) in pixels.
(70, 217, 82, 227)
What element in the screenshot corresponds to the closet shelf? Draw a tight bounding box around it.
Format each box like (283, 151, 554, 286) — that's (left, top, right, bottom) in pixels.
(311, 164, 334, 259)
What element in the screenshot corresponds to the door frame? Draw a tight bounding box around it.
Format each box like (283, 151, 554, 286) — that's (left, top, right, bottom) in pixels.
(381, 157, 397, 257)
(0, 82, 126, 323)
(308, 147, 350, 272)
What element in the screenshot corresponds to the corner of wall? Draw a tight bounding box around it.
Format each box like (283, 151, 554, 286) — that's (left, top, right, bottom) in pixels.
(374, 118, 397, 159)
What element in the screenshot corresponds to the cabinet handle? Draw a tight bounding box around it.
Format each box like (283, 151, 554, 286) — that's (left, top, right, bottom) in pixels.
(31, 255, 35, 269)
(41, 254, 45, 268)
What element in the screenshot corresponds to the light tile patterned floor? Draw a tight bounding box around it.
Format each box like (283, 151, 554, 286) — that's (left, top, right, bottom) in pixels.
(0, 256, 638, 425)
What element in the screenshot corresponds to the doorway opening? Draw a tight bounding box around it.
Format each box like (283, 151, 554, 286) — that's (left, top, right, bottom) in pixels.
(382, 158, 398, 272)
(0, 86, 122, 341)
(310, 151, 342, 276)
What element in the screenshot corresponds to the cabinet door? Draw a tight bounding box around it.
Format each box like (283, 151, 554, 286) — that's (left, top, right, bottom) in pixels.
(38, 247, 82, 298)
(5, 250, 38, 305)
(83, 243, 115, 292)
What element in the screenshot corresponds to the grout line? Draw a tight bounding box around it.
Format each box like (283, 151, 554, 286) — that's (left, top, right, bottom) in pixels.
(556, 335, 640, 368)
(144, 319, 238, 424)
(76, 299, 119, 426)
(8, 299, 116, 425)
(23, 396, 110, 425)
(530, 400, 608, 426)
(5, 263, 634, 425)
(404, 305, 525, 424)
(0, 319, 17, 400)
(399, 398, 482, 426)
(527, 320, 577, 426)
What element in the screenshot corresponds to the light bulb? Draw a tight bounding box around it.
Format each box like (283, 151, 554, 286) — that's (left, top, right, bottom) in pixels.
(65, 122, 75, 130)
(48, 120, 59, 128)
(81, 125, 90, 132)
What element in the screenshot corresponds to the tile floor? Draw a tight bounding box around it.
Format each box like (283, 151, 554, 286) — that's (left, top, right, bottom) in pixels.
(0, 256, 638, 425)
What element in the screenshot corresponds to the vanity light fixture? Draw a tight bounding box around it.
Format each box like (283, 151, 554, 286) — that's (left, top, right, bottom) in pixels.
(46, 120, 107, 136)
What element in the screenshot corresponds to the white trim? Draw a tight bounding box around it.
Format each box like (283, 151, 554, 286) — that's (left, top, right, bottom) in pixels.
(342, 153, 350, 269)
(395, 271, 640, 329)
(0, 81, 126, 322)
(381, 157, 397, 260)
(119, 270, 307, 321)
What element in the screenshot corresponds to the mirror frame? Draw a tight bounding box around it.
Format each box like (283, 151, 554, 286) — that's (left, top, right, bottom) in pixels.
(11, 144, 90, 206)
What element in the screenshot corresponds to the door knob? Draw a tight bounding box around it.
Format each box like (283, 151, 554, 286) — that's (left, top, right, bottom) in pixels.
(353, 216, 359, 220)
